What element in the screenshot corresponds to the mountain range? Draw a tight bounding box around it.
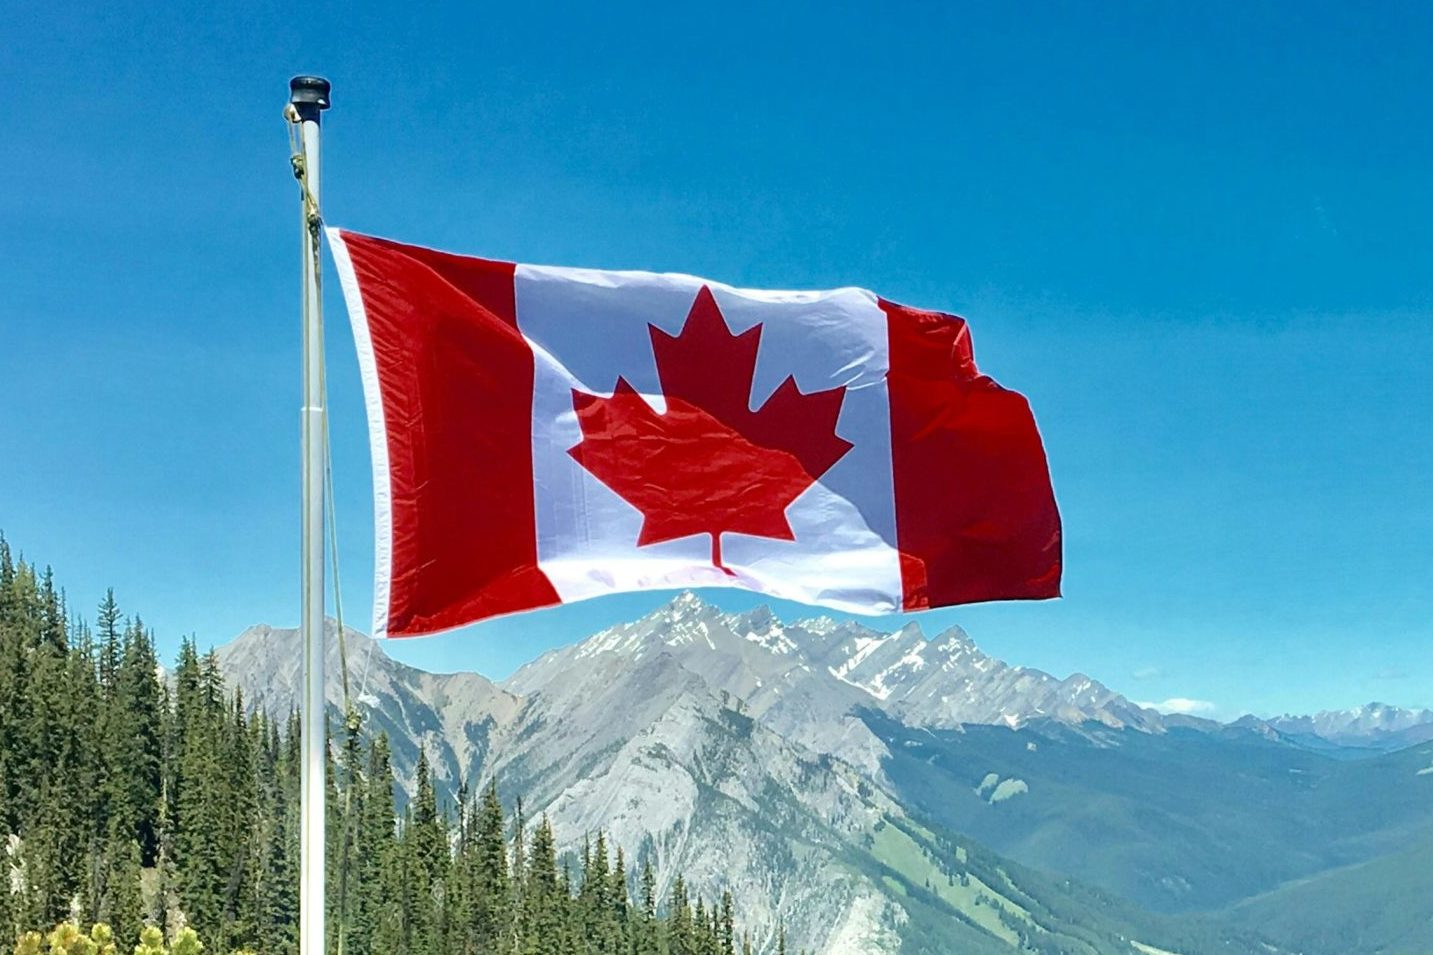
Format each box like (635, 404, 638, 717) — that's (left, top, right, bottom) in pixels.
(1264, 703, 1433, 752)
(215, 594, 1433, 955)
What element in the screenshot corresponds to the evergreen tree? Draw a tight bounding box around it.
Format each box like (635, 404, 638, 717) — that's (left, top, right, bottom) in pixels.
(510, 795, 526, 951)
(520, 816, 563, 955)
(0, 541, 755, 955)
(611, 846, 629, 952)
(115, 618, 164, 866)
(408, 747, 446, 955)
(632, 857, 659, 955)
(95, 591, 121, 696)
(347, 734, 395, 955)
(0, 828, 14, 946)
(333, 711, 367, 955)
(470, 780, 511, 954)
(667, 874, 694, 955)
(257, 717, 298, 955)
(718, 891, 734, 955)
(218, 690, 260, 949)
(98, 838, 143, 948)
(172, 647, 230, 940)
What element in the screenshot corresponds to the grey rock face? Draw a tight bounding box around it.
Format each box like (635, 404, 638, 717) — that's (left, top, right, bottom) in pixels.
(216, 622, 520, 800)
(507, 591, 1161, 746)
(212, 594, 1176, 954)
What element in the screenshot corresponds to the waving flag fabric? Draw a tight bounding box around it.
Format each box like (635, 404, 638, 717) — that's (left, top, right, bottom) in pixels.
(328, 229, 1061, 638)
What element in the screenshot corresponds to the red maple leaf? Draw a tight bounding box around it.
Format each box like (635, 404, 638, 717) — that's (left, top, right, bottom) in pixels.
(568, 286, 854, 573)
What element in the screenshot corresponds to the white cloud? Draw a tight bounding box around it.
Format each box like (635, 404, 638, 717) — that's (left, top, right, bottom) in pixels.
(1132, 665, 1165, 681)
(1137, 697, 1217, 716)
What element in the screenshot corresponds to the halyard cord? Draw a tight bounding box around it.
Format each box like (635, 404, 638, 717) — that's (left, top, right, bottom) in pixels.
(287, 104, 372, 955)
(285, 104, 370, 713)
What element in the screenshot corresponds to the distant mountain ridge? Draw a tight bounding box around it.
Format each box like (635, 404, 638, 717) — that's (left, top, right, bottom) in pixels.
(508, 592, 1160, 758)
(1264, 702, 1433, 751)
(214, 594, 1432, 955)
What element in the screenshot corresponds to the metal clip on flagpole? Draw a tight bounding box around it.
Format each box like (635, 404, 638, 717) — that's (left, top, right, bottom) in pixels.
(289, 72, 330, 955)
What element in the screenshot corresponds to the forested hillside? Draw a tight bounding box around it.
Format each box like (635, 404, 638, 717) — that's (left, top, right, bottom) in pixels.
(0, 537, 766, 955)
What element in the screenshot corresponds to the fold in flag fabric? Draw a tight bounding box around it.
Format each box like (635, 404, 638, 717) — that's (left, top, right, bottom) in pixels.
(328, 228, 1062, 638)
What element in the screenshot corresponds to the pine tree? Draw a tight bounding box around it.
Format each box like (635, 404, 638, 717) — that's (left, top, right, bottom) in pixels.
(0, 546, 27, 835)
(667, 874, 694, 955)
(510, 795, 526, 949)
(632, 857, 659, 955)
(332, 711, 368, 955)
(0, 830, 14, 947)
(20, 571, 88, 928)
(520, 816, 563, 955)
(96, 591, 121, 695)
(172, 647, 231, 941)
(581, 830, 621, 953)
(693, 897, 708, 955)
(407, 747, 446, 955)
(98, 838, 143, 948)
(0, 543, 755, 955)
(718, 891, 734, 955)
(470, 780, 511, 954)
(115, 618, 163, 866)
(611, 846, 629, 953)
(347, 734, 396, 955)
(256, 718, 297, 955)
(218, 690, 260, 949)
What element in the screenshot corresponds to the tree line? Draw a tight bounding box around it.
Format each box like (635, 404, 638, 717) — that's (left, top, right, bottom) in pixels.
(0, 537, 791, 955)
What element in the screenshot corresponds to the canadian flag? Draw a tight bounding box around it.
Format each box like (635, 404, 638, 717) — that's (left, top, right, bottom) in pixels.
(328, 229, 1061, 638)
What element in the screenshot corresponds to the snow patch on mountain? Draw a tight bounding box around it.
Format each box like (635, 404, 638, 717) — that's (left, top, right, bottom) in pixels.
(514, 593, 1161, 740)
(1265, 702, 1433, 750)
(213, 595, 1186, 954)
(975, 773, 1029, 803)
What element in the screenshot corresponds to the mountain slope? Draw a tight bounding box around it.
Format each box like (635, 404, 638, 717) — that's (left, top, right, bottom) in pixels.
(500, 658, 1268, 955)
(490, 622, 1246, 954)
(216, 622, 519, 798)
(217, 606, 1262, 954)
(867, 711, 1433, 913)
(215, 596, 1427, 954)
(1223, 824, 1433, 954)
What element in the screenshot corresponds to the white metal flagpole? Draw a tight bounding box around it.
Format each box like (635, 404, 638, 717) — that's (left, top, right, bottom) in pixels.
(289, 73, 330, 955)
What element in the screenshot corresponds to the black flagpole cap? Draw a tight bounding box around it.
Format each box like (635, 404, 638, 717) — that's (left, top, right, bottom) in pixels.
(289, 75, 332, 119)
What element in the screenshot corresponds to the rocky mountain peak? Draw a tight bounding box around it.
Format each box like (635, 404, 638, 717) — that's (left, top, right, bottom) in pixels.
(510, 597, 1160, 736)
(1263, 701, 1433, 749)
(663, 588, 711, 618)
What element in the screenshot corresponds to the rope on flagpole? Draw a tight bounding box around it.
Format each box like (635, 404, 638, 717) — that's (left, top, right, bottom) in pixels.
(285, 107, 378, 714)
(284, 105, 382, 718)
(285, 103, 355, 718)
(285, 104, 323, 242)
(286, 99, 362, 955)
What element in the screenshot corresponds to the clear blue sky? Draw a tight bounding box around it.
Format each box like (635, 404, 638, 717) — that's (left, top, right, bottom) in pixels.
(2, 1, 1429, 718)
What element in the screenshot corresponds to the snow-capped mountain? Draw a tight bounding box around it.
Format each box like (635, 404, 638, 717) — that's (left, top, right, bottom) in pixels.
(508, 591, 1160, 753)
(211, 595, 1192, 954)
(1266, 702, 1433, 750)
(212, 594, 1430, 954)
(220, 594, 1162, 799)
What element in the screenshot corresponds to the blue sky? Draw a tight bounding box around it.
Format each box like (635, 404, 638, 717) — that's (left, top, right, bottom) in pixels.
(2, 1, 1430, 717)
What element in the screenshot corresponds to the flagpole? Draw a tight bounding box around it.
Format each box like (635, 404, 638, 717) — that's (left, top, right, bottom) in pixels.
(290, 73, 331, 955)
